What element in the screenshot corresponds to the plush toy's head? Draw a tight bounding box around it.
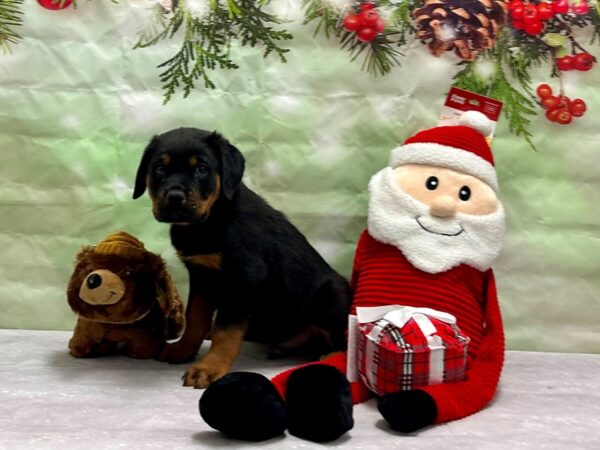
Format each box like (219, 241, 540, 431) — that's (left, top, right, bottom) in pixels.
(67, 232, 182, 328)
(368, 111, 505, 274)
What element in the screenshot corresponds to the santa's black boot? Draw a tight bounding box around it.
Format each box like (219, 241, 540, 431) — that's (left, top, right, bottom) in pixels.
(378, 389, 437, 433)
(286, 365, 354, 442)
(199, 372, 287, 441)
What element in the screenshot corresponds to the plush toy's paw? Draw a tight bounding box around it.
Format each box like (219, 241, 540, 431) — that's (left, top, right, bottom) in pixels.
(124, 342, 160, 359)
(286, 365, 353, 442)
(377, 390, 437, 433)
(199, 372, 287, 441)
(156, 341, 198, 364)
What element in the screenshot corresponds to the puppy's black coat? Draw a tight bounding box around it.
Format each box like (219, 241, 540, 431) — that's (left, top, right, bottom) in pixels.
(133, 128, 351, 365)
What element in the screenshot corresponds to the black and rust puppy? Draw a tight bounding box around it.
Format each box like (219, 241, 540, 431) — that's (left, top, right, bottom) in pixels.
(133, 128, 352, 388)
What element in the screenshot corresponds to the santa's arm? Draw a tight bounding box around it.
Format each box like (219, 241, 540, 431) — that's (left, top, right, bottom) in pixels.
(420, 270, 505, 423)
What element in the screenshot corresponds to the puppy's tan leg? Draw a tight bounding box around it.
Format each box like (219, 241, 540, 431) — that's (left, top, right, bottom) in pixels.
(158, 290, 214, 363)
(183, 321, 247, 389)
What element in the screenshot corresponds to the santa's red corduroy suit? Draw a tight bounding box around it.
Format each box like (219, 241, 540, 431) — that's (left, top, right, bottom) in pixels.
(272, 113, 506, 425)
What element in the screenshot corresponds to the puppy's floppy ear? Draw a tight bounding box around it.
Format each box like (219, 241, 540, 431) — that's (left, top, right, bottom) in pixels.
(133, 135, 159, 199)
(208, 131, 245, 200)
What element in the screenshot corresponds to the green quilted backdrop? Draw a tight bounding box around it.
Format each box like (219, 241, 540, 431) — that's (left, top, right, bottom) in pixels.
(1, 0, 598, 353)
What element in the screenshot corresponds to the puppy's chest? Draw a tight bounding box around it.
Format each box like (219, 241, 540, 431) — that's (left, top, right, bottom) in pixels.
(171, 227, 227, 271)
(178, 251, 224, 271)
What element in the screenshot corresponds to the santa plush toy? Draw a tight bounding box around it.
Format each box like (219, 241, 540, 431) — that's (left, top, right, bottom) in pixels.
(199, 111, 507, 442)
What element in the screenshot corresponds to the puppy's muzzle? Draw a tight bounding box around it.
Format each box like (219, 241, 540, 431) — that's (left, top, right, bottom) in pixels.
(165, 188, 186, 206)
(79, 270, 125, 305)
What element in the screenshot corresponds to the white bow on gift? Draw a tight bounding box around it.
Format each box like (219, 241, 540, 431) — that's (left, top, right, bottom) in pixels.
(348, 305, 460, 386)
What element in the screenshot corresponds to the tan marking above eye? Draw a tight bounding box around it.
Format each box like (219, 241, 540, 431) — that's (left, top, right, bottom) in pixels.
(189, 156, 198, 167)
(161, 153, 171, 166)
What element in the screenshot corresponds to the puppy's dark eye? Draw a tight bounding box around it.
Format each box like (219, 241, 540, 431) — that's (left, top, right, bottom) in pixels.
(195, 164, 209, 175)
(425, 176, 439, 191)
(459, 186, 471, 201)
(155, 165, 166, 176)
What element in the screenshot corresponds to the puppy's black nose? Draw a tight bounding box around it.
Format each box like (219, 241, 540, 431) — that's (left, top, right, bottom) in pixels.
(87, 273, 102, 289)
(166, 189, 186, 205)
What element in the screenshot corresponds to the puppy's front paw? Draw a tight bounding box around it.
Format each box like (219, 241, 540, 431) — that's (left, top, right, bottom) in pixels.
(182, 356, 231, 389)
(157, 341, 198, 364)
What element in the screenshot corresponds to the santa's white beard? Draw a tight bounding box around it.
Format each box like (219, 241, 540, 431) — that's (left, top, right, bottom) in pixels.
(367, 167, 505, 274)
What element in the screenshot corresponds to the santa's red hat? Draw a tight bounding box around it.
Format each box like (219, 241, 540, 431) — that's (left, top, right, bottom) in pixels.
(389, 111, 499, 192)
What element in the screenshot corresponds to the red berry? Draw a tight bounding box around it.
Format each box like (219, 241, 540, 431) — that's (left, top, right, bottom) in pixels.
(545, 108, 561, 122)
(537, 2, 555, 20)
(556, 55, 574, 71)
(357, 26, 378, 42)
(37, 0, 73, 10)
(512, 19, 525, 30)
(508, 0, 524, 11)
(360, 2, 375, 11)
(572, 2, 590, 15)
(358, 10, 379, 26)
(375, 18, 385, 33)
(343, 15, 362, 32)
(541, 95, 560, 109)
(569, 98, 587, 117)
(511, 4, 525, 20)
(557, 95, 571, 110)
(556, 109, 573, 125)
(554, 0, 569, 14)
(536, 83, 553, 99)
(524, 20, 544, 35)
(522, 4, 540, 23)
(573, 52, 594, 71)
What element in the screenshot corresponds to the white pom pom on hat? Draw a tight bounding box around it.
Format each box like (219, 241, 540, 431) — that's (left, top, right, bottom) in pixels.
(458, 110, 494, 137)
(388, 110, 499, 192)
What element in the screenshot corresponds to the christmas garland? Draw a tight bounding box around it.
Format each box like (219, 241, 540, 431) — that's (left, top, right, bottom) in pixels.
(0, 0, 24, 54)
(134, 0, 292, 103)
(4, 1, 600, 149)
(307, 0, 600, 150)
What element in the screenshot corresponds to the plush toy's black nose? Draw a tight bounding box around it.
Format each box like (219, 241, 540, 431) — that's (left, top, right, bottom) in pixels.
(166, 189, 186, 205)
(87, 273, 102, 290)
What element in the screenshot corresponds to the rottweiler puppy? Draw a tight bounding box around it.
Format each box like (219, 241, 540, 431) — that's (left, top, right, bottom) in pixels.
(133, 128, 352, 388)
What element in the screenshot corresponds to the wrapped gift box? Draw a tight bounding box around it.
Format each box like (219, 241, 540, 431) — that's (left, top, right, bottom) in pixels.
(354, 305, 470, 395)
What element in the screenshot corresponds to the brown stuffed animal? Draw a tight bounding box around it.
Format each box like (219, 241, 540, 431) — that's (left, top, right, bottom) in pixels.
(67, 231, 185, 359)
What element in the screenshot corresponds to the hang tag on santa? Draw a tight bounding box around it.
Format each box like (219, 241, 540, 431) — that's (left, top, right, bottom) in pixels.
(439, 87, 503, 143)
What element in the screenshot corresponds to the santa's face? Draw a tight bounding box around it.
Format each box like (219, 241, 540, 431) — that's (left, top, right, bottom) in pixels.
(367, 165, 505, 274)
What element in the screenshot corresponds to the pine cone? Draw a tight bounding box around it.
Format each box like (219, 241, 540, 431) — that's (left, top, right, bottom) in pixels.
(413, 0, 508, 61)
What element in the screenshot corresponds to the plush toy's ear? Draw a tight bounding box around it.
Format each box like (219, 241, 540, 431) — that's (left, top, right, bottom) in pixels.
(156, 265, 186, 340)
(207, 131, 245, 200)
(74, 246, 96, 264)
(133, 135, 159, 199)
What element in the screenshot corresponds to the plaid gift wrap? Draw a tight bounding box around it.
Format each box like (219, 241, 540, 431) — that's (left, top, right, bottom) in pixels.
(353, 306, 470, 395)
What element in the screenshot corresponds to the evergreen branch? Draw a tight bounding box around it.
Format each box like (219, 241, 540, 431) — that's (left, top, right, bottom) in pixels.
(387, 0, 419, 46)
(453, 49, 538, 151)
(235, 0, 292, 60)
(341, 29, 403, 76)
(134, 1, 291, 102)
(302, 0, 341, 39)
(0, 0, 24, 54)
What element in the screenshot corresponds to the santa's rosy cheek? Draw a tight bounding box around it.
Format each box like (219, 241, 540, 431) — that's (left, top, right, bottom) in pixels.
(454, 185, 498, 216)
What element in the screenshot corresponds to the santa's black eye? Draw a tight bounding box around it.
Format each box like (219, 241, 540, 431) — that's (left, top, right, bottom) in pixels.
(459, 186, 471, 201)
(425, 176, 439, 190)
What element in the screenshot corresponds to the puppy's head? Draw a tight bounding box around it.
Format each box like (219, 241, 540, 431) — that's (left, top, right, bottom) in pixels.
(132, 128, 245, 224)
